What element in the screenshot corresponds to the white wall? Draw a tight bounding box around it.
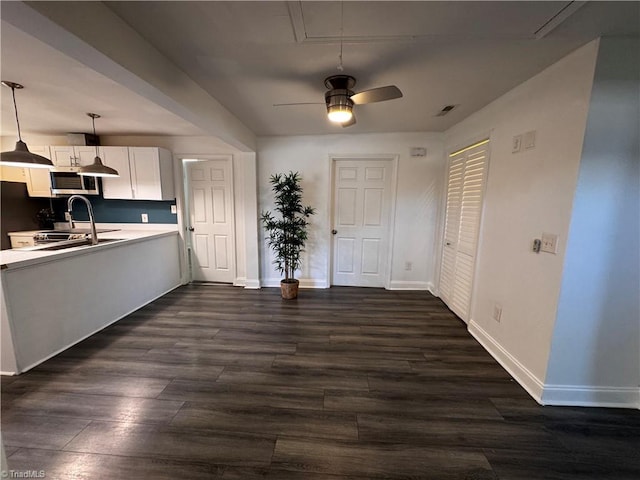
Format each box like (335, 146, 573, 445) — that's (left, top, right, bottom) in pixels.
(544, 37, 640, 408)
(444, 40, 600, 399)
(257, 132, 445, 289)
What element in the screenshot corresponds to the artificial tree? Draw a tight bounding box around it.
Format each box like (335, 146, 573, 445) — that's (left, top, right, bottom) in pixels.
(261, 171, 315, 299)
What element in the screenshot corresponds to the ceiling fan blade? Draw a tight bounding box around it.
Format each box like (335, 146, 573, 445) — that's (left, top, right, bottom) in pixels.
(350, 85, 403, 105)
(273, 102, 324, 107)
(341, 114, 357, 128)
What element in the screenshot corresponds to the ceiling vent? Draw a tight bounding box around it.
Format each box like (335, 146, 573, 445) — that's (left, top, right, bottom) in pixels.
(435, 105, 458, 117)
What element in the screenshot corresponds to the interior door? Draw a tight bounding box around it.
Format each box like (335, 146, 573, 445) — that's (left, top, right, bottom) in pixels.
(439, 140, 489, 321)
(187, 159, 236, 283)
(331, 158, 394, 287)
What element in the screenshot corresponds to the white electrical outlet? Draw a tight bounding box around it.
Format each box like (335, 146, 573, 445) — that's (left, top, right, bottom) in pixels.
(171, 205, 177, 214)
(493, 304, 503, 322)
(141, 213, 149, 223)
(541, 232, 558, 254)
(64, 212, 72, 221)
(405, 262, 412, 271)
(523, 130, 536, 150)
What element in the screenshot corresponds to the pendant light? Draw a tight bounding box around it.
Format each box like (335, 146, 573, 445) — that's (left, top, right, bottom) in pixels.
(0, 81, 54, 169)
(78, 113, 119, 177)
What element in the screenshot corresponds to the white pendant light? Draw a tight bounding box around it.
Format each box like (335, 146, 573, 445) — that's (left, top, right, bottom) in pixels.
(78, 113, 119, 178)
(0, 81, 54, 169)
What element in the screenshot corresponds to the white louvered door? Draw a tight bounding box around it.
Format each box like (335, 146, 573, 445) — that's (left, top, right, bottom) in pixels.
(439, 140, 489, 322)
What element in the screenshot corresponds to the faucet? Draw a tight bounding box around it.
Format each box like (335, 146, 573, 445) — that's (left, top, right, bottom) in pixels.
(67, 195, 98, 245)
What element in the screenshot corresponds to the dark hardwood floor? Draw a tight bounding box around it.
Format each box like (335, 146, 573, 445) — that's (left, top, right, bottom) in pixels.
(2, 285, 639, 479)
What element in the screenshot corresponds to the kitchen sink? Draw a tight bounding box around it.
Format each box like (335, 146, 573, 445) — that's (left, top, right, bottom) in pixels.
(36, 238, 124, 251)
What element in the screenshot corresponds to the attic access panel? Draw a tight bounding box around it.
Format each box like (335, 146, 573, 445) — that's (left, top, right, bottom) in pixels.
(296, 1, 573, 40)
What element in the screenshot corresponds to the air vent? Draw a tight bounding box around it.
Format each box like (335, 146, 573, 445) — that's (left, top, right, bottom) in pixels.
(436, 105, 458, 117)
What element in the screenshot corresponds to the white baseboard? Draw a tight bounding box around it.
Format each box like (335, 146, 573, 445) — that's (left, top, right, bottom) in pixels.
(388, 281, 430, 291)
(260, 278, 328, 289)
(469, 319, 640, 409)
(541, 385, 640, 409)
(243, 279, 261, 289)
(427, 282, 438, 296)
(468, 319, 545, 403)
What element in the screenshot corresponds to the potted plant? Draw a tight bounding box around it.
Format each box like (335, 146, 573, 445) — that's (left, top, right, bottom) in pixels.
(261, 171, 315, 299)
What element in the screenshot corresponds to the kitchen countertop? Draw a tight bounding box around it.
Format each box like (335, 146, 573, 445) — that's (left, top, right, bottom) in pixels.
(1, 228, 179, 270)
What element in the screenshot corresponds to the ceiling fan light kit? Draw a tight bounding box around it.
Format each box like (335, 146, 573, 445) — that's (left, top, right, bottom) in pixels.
(0, 81, 55, 169)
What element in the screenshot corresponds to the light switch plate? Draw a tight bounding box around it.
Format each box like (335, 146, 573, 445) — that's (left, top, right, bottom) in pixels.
(541, 232, 558, 254)
(171, 205, 177, 214)
(512, 135, 522, 153)
(141, 213, 149, 223)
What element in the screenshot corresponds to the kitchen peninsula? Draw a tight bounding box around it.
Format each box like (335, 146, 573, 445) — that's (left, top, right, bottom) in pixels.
(1, 227, 181, 375)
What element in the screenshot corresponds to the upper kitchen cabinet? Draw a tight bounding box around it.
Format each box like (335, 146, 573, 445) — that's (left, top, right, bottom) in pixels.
(50, 146, 99, 167)
(102, 147, 175, 201)
(24, 146, 54, 198)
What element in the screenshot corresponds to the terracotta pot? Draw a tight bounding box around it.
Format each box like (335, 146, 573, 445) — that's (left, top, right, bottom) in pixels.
(280, 279, 299, 299)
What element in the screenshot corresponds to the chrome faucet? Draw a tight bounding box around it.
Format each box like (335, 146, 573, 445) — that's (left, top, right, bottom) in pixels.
(67, 195, 98, 245)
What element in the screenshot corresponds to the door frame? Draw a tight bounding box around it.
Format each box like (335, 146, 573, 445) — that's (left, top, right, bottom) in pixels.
(327, 154, 399, 289)
(177, 154, 236, 284)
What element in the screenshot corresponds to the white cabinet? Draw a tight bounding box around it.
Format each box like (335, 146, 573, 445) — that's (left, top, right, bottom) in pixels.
(100, 147, 134, 199)
(50, 145, 97, 167)
(103, 147, 174, 200)
(24, 146, 54, 198)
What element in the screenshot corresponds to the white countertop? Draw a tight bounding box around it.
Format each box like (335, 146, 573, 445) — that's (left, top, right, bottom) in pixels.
(1, 227, 179, 270)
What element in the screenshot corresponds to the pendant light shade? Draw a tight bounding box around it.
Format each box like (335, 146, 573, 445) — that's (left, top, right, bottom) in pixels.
(0, 81, 54, 169)
(78, 113, 119, 178)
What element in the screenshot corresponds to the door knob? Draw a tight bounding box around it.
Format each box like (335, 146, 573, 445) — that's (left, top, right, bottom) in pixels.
(188, 227, 195, 232)
(331, 229, 337, 235)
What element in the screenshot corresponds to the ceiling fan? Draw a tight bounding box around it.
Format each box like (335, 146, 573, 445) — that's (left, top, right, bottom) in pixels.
(274, 74, 403, 127)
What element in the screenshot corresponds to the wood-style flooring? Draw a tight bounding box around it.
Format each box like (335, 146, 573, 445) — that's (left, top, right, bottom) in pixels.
(2, 285, 639, 479)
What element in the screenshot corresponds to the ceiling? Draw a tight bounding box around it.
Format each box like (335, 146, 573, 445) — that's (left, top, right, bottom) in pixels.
(1, 1, 639, 142)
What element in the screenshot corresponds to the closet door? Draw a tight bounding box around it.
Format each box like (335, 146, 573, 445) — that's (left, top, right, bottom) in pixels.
(439, 140, 489, 322)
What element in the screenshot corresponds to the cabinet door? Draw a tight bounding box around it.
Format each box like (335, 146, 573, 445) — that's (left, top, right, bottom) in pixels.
(25, 146, 54, 197)
(129, 147, 163, 200)
(73, 146, 99, 166)
(101, 147, 134, 199)
(50, 146, 98, 166)
(50, 146, 75, 167)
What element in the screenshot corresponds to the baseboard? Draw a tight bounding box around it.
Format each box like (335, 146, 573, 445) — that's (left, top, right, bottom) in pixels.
(468, 319, 545, 403)
(541, 385, 640, 409)
(426, 282, 438, 296)
(469, 320, 640, 409)
(0, 371, 16, 376)
(388, 281, 430, 291)
(260, 278, 328, 289)
(243, 279, 261, 289)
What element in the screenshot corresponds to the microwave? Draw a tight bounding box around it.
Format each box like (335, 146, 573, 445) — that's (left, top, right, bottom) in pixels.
(50, 167, 100, 195)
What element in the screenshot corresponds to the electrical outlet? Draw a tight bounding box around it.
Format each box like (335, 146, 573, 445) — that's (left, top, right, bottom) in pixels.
(64, 212, 71, 221)
(523, 130, 536, 150)
(541, 233, 558, 254)
(170, 205, 177, 214)
(405, 261, 412, 271)
(141, 213, 149, 223)
(493, 304, 503, 323)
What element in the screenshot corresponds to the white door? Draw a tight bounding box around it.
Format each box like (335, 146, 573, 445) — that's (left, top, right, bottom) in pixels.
(331, 158, 394, 287)
(439, 140, 489, 321)
(187, 159, 236, 283)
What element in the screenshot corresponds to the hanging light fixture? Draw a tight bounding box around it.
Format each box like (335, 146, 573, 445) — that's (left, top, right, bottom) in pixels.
(78, 113, 119, 177)
(0, 81, 54, 169)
